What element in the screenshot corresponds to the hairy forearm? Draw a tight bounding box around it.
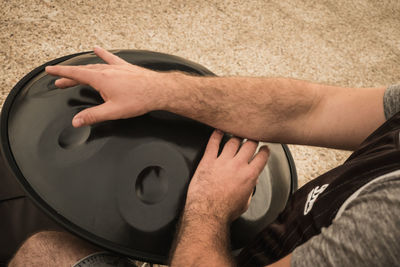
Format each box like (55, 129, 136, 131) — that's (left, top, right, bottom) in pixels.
(164, 74, 385, 150)
(165, 75, 315, 145)
(170, 210, 234, 267)
(170, 209, 292, 267)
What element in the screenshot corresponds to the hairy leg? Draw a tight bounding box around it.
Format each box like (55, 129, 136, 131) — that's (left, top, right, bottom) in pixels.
(8, 231, 99, 267)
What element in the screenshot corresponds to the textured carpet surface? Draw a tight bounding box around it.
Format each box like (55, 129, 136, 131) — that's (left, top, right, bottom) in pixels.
(1, 0, 400, 265)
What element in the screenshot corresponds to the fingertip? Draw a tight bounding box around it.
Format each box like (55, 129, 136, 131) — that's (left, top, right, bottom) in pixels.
(54, 79, 62, 88)
(93, 45, 103, 53)
(246, 139, 258, 146)
(45, 65, 55, 73)
(249, 145, 270, 170)
(258, 145, 270, 160)
(214, 129, 224, 137)
(211, 129, 224, 144)
(259, 145, 270, 154)
(204, 129, 224, 158)
(72, 117, 84, 128)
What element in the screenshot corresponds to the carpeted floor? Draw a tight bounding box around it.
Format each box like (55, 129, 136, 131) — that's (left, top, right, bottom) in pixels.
(1, 0, 400, 265)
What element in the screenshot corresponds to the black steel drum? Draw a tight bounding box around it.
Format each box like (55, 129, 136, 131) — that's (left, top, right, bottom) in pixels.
(0, 50, 297, 264)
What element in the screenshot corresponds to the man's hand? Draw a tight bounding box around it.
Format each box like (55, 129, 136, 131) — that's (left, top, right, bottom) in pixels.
(45, 47, 179, 127)
(170, 130, 269, 266)
(186, 130, 269, 222)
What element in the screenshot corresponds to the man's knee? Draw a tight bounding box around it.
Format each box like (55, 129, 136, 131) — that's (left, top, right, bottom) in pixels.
(8, 231, 99, 267)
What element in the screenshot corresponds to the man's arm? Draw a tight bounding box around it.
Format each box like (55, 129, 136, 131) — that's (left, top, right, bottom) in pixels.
(170, 207, 292, 267)
(169, 75, 385, 150)
(46, 47, 386, 150)
(171, 209, 292, 267)
(170, 208, 234, 266)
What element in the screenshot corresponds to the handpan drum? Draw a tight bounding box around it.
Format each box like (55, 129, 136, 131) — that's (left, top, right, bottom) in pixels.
(0, 50, 297, 264)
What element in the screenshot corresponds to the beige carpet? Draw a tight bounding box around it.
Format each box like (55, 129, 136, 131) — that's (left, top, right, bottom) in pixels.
(1, 0, 400, 265)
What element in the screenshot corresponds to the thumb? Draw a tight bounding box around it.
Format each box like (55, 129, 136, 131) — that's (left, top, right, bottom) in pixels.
(72, 102, 117, 127)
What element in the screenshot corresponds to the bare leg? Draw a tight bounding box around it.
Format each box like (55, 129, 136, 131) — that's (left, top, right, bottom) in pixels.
(8, 231, 99, 267)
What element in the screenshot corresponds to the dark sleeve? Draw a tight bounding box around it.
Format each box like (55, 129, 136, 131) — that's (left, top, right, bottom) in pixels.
(291, 175, 400, 267)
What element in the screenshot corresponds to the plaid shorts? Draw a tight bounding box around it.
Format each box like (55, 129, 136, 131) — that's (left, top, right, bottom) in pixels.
(72, 252, 138, 267)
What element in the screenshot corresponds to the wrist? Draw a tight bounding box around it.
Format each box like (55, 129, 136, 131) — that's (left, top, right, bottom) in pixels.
(182, 201, 230, 228)
(178, 210, 229, 249)
(172, 208, 233, 266)
(158, 71, 193, 112)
